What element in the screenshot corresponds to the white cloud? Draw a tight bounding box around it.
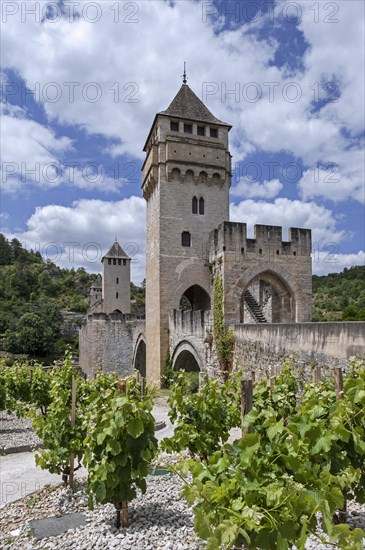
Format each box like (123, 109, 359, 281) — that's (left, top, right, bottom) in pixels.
(1, 0, 363, 202)
(230, 198, 348, 247)
(0, 102, 127, 192)
(230, 197, 363, 275)
(5, 197, 147, 283)
(231, 178, 283, 198)
(313, 250, 365, 276)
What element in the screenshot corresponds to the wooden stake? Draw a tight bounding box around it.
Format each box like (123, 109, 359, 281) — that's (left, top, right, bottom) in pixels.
(118, 379, 126, 394)
(69, 375, 77, 488)
(241, 379, 253, 436)
(334, 367, 344, 400)
(314, 365, 322, 384)
(270, 376, 276, 391)
(122, 501, 129, 527)
(334, 367, 346, 523)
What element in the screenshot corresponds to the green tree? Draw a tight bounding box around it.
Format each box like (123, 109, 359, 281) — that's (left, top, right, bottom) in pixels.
(4, 312, 55, 356)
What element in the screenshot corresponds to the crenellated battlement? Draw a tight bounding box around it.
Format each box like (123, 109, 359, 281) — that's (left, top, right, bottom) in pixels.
(209, 222, 311, 259)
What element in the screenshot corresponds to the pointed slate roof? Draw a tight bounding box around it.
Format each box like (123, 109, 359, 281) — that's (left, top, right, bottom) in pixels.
(158, 84, 231, 127)
(91, 274, 102, 288)
(102, 241, 131, 261)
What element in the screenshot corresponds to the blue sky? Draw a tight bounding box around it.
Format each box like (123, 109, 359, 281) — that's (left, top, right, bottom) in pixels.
(1, 0, 364, 283)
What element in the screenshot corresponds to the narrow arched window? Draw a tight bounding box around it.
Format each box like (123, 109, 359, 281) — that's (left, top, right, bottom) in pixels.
(192, 196, 198, 214)
(116, 292, 119, 299)
(199, 197, 205, 215)
(182, 232, 191, 247)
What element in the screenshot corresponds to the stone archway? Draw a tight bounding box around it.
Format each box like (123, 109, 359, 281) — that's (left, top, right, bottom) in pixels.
(133, 336, 146, 378)
(225, 264, 308, 325)
(240, 270, 294, 324)
(171, 341, 202, 372)
(179, 284, 211, 311)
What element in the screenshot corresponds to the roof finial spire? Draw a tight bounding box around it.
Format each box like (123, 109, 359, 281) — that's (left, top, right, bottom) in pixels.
(115, 236, 118, 242)
(182, 62, 187, 85)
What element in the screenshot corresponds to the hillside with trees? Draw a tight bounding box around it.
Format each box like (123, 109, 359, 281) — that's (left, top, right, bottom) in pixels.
(0, 235, 94, 358)
(312, 265, 365, 321)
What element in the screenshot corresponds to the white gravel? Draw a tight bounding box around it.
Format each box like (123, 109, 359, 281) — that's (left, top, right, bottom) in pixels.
(0, 411, 42, 450)
(0, 473, 204, 550)
(1, 453, 364, 550)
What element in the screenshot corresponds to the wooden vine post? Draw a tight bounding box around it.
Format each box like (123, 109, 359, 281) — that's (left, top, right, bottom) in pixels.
(314, 365, 322, 384)
(334, 367, 346, 523)
(241, 378, 253, 436)
(69, 375, 77, 488)
(116, 378, 129, 529)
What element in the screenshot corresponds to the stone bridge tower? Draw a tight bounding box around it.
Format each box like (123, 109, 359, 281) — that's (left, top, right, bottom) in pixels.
(142, 81, 232, 385)
(102, 240, 131, 315)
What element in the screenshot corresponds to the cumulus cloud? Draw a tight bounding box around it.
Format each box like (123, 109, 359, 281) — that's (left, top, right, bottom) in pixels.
(1, 0, 363, 202)
(5, 197, 147, 283)
(230, 197, 363, 274)
(230, 197, 348, 248)
(298, 162, 365, 204)
(313, 250, 365, 276)
(4, 194, 360, 281)
(231, 178, 283, 198)
(0, 102, 127, 193)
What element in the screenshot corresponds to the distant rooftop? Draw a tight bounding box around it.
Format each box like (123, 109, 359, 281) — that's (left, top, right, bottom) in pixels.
(158, 84, 231, 127)
(102, 241, 131, 261)
(91, 274, 102, 288)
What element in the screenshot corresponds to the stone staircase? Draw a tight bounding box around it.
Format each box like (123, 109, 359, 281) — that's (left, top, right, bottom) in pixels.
(244, 290, 268, 323)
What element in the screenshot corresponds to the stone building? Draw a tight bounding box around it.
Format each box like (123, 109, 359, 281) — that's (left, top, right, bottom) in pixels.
(142, 81, 312, 385)
(80, 78, 364, 384)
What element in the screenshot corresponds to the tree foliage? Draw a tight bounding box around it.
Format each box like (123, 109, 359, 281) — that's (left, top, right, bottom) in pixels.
(312, 266, 365, 321)
(213, 274, 234, 380)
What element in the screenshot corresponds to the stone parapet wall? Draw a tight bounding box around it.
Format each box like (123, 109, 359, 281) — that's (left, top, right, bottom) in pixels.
(210, 222, 312, 258)
(234, 322, 365, 381)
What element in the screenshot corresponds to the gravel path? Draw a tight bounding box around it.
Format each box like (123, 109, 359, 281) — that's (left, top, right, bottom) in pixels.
(1, 401, 364, 549)
(1, 469, 364, 550)
(0, 411, 42, 451)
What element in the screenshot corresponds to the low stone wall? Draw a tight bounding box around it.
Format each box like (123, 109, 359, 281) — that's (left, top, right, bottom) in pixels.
(234, 322, 365, 380)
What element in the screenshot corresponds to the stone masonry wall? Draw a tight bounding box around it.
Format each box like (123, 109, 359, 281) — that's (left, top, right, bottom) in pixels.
(79, 313, 135, 379)
(234, 322, 365, 381)
(210, 222, 312, 325)
(169, 310, 219, 379)
(143, 113, 231, 386)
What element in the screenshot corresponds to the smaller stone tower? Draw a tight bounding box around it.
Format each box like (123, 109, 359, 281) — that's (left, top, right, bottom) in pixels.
(89, 274, 102, 308)
(102, 241, 131, 314)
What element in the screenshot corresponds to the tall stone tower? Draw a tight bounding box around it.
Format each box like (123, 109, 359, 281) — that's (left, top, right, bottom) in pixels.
(142, 81, 232, 385)
(102, 241, 131, 314)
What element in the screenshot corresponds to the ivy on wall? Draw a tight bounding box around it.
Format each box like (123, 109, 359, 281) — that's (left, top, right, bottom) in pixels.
(213, 273, 234, 380)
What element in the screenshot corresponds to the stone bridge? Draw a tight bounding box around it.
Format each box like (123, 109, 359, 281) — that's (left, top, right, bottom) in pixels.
(79, 310, 365, 384)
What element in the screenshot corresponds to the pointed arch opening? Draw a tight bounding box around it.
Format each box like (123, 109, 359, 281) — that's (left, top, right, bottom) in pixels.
(134, 338, 146, 378)
(240, 270, 295, 324)
(179, 284, 211, 311)
(171, 341, 201, 392)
